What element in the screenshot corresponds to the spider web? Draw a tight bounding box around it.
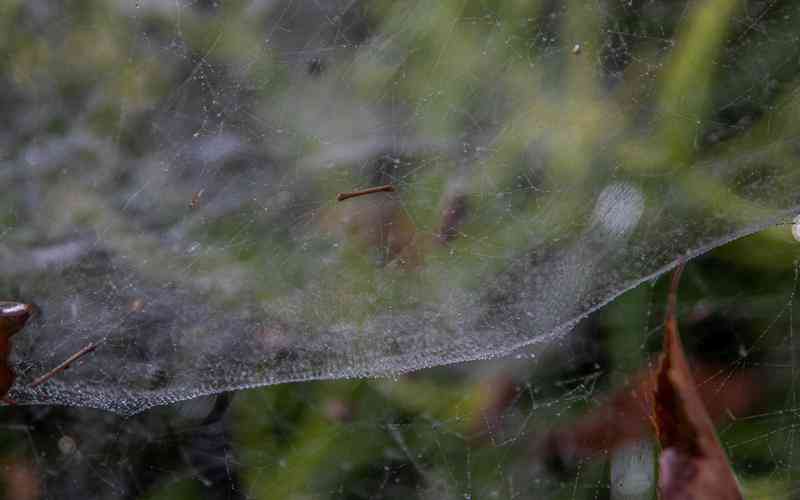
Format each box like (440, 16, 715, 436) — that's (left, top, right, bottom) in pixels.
(4, 2, 800, 499)
(1, 1, 798, 421)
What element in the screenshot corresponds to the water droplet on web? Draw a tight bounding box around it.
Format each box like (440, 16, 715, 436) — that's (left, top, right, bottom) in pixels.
(590, 182, 645, 240)
(58, 436, 77, 456)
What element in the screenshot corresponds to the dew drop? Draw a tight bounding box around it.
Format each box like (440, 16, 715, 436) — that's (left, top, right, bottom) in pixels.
(58, 436, 77, 456)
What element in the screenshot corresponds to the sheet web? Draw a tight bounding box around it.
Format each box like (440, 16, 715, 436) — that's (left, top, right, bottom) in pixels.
(2, 1, 799, 416)
(4, 1, 800, 498)
(11, 252, 800, 499)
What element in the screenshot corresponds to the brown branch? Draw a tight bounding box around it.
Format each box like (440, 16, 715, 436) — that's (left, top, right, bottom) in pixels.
(30, 339, 105, 388)
(336, 184, 395, 202)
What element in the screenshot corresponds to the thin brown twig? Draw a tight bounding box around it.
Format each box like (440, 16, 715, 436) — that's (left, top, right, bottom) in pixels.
(189, 189, 205, 209)
(336, 184, 395, 202)
(30, 339, 106, 388)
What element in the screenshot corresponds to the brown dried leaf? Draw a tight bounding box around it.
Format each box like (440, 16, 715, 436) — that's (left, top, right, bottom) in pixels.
(0, 302, 34, 401)
(537, 364, 758, 469)
(1, 457, 41, 500)
(537, 372, 652, 469)
(437, 193, 468, 244)
(319, 196, 427, 268)
(536, 268, 759, 487)
(469, 373, 518, 440)
(651, 264, 742, 500)
(323, 196, 408, 252)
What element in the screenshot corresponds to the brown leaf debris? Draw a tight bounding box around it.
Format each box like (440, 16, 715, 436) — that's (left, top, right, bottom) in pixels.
(650, 263, 742, 500)
(0, 302, 34, 403)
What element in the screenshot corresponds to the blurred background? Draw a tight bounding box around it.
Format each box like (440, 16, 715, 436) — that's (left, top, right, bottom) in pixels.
(1, 0, 800, 498)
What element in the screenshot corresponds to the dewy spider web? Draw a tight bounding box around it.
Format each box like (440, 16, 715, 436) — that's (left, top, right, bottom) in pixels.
(1, 1, 799, 415)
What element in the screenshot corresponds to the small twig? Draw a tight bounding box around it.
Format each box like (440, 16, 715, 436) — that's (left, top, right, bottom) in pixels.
(189, 189, 205, 209)
(30, 339, 105, 388)
(336, 184, 395, 202)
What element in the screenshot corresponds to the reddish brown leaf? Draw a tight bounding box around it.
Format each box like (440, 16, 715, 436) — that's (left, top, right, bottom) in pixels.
(0, 302, 99, 399)
(537, 363, 758, 470)
(323, 398, 356, 423)
(0, 302, 33, 339)
(469, 373, 518, 440)
(319, 196, 425, 268)
(650, 264, 742, 500)
(536, 268, 759, 487)
(537, 372, 652, 468)
(319, 186, 471, 270)
(1, 457, 41, 500)
(437, 193, 468, 244)
(0, 302, 34, 402)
